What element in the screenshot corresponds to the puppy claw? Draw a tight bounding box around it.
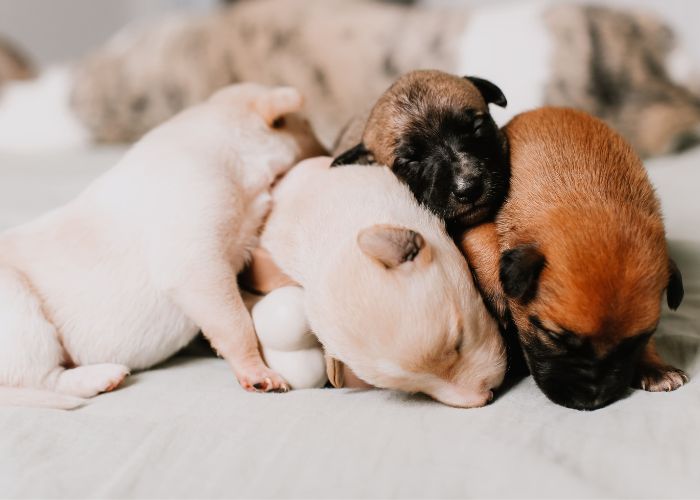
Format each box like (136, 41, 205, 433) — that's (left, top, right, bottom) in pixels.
(633, 364, 689, 393)
(237, 366, 290, 393)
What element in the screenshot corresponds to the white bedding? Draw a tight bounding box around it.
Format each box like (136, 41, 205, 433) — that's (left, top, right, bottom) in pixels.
(0, 147, 699, 498)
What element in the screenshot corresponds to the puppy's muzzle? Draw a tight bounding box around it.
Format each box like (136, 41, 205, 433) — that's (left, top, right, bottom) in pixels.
(453, 173, 484, 202)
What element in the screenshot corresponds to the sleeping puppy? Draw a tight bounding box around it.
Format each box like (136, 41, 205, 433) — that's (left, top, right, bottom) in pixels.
(461, 107, 687, 411)
(332, 70, 509, 227)
(258, 157, 506, 408)
(0, 83, 324, 408)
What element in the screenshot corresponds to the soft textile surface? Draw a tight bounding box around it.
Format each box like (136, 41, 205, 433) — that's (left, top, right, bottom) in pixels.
(0, 147, 699, 498)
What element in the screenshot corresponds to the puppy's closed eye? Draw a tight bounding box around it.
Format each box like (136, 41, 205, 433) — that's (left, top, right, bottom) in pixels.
(471, 113, 486, 133)
(454, 331, 464, 354)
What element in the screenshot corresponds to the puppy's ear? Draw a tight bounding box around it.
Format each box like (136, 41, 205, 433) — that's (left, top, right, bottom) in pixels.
(331, 143, 373, 167)
(464, 76, 507, 108)
(358, 225, 429, 268)
(667, 258, 684, 310)
(255, 87, 304, 127)
(499, 245, 545, 303)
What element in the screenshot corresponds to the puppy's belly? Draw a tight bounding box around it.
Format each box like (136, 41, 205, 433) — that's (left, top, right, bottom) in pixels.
(8, 231, 199, 371)
(55, 289, 199, 371)
(45, 265, 198, 370)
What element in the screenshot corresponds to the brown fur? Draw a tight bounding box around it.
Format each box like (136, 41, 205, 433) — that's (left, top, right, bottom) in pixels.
(0, 36, 34, 86)
(461, 107, 687, 403)
(343, 70, 488, 166)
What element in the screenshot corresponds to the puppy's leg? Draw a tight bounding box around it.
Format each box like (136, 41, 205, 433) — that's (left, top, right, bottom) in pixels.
(632, 338, 689, 392)
(47, 364, 130, 398)
(168, 262, 289, 392)
(0, 267, 129, 398)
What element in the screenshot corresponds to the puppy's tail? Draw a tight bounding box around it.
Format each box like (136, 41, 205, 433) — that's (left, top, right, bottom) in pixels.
(0, 387, 86, 410)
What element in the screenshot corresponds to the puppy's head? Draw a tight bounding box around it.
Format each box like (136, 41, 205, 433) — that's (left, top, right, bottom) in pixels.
(336, 70, 510, 226)
(208, 83, 326, 176)
(309, 223, 506, 408)
(500, 207, 683, 410)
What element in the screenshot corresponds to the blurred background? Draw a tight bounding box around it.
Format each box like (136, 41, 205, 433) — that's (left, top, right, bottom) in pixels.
(1, 0, 699, 65)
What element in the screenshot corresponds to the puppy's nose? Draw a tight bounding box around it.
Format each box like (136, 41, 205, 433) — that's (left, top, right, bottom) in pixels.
(436, 389, 494, 408)
(453, 176, 483, 201)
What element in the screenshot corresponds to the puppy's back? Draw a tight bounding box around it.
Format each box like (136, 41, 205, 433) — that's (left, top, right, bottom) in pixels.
(499, 107, 668, 340)
(503, 107, 659, 219)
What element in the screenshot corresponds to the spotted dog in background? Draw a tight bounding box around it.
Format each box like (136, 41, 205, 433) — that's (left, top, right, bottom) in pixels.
(545, 5, 700, 157)
(9, 0, 697, 158)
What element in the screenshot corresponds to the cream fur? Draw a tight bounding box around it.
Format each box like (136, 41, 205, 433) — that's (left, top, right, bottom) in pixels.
(259, 157, 506, 408)
(0, 83, 324, 408)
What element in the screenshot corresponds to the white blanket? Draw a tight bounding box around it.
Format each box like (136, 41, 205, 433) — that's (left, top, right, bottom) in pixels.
(0, 147, 698, 498)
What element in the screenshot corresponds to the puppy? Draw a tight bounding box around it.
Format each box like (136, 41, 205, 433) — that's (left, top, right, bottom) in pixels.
(461, 107, 687, 411)
(63, 0, 700, 157)
(332, 70, 510, 227)
(257, 156, 506, 408)
(0, 83, 324, 408)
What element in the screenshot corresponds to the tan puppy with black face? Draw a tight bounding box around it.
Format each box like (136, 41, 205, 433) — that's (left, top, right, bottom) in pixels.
(258, 156, 506, 408)
(332, 70, 510, 228)
(462, 107, 686, 411)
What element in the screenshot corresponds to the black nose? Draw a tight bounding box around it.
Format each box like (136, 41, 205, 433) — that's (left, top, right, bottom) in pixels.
(453, 176, 483, 201)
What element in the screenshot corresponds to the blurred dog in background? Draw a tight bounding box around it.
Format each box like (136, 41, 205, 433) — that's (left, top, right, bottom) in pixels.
(0, 0, 698, 158)
(58, 0, 700, 158)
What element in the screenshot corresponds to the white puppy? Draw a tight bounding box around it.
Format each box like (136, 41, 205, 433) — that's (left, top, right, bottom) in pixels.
(0, 83, 324, 408)
(259, 157, 506, 408)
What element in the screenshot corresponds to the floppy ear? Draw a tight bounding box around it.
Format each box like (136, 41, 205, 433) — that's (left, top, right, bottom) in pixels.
(358, 225, 428, 268)
(255, 87, 304, 127)
(331, 143, 373, 167)
(499, 245, 545, 303)
(667, 258, 684, 310)
(464, 76, 507, 108)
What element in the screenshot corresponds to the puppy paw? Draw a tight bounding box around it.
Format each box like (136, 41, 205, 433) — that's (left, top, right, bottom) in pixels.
(56, 363, 130, 398)
(633, 364, 689, 392)
(236, 365, 290, 393)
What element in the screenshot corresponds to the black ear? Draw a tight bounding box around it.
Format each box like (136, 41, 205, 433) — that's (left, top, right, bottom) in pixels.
(667, 258, 684, 310)
(331, 143, 373, 167)
(464, 76, 507, 108)
(499, 245, 545, 303)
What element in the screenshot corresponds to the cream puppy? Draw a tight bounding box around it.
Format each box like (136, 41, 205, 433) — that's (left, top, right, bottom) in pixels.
(0, 83, 324, 408)
(259, 157, 506, 408)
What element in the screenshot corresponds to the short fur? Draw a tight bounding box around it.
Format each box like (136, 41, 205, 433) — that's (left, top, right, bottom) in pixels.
(461, 107, 687, 411)
(332, 70, 510, 227)
(259, 157, 506, 408)
(0, 83, 325, 408)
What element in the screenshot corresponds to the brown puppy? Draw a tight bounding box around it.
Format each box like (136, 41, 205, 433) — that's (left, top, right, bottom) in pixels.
(332, 70, 509, 227)
(461, 107, 687, 411)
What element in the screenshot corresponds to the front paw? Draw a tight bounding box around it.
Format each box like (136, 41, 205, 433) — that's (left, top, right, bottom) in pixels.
(633, 364, 689, 392)
(236, 364, 290, 393)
